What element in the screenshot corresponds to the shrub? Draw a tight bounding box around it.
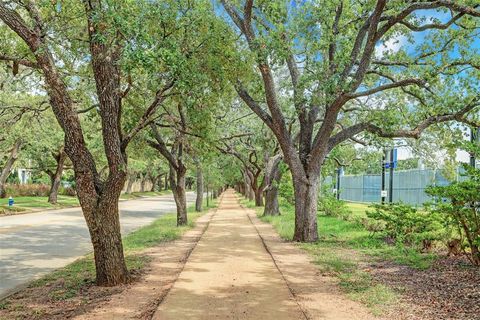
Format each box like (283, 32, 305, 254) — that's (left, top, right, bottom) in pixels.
(366, 203, 445, 252)
(318, 195, 352, 220)
(426, 162, 480, 266)
(278, 169, 295, 206)
(5, 184, 50, 197)
(60, 186, 76, 197)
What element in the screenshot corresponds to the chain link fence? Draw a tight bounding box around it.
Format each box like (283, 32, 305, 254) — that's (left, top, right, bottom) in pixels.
(324, 167, 466, 205)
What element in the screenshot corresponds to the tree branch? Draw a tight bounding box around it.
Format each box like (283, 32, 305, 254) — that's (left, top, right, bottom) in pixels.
(0, 3, 39, 49)
(148, 123, 179, 170)
(234, 82, 274, 130)
(0, 54, 38, 69)
(121, 79, 175, 150)
(327, 100, 480, 151)
(347, 78, 426, 99)
(399, 11, 465, 32)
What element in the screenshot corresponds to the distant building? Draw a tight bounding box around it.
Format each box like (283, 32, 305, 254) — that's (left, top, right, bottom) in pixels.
(17, 168, 31, 184)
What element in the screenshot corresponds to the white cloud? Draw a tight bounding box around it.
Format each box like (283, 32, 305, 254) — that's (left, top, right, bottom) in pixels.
(375, 35, 408, 58)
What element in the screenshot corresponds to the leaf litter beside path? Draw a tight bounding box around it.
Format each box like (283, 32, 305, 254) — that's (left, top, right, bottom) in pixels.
(371, 256, 480, 320)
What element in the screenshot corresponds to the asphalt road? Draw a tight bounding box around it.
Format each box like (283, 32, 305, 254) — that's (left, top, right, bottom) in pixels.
(0, 192, 195, 298)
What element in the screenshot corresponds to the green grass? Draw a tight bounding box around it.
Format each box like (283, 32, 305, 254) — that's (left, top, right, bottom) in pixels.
(0, 195, 79, 212)
(252, 199, 441, 315)
(0, 205, 26, 215)
(0, 191, 172, 213)
(345, 202, 371, 219)
(124, 202, 215, 251)
(238, 196, 257, 208)
(8, 199, 217, 305)
(119, 190, 171, 200)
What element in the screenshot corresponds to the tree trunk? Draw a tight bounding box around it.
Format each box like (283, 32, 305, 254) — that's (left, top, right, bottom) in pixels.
(150, 176, 157, 192)
(0, 140, 22, 198)
(86, 192, 129, 285)
(264, 187, 280, 215)
(164, 174, 169, 190)
(263, 155, 282, 216)
(186, 177, 194, 190)
(170, 165, 187, 226)
(48, 147, 67, 204)
(139, 173, 146, 193)
(206, 184, 209, 207)
(0, 3, 131, 286)
(249, 173, 263, 206)
(242, 171, 249, 199)
(292, 174, 320, 242)
(249, 186, 254, 200)
(195, 165, 203, 212)
(244, 171, 254, 201)
(125, 172, 135, 194)
(157, 173, 165, 191)
(254, 186, 263, 206)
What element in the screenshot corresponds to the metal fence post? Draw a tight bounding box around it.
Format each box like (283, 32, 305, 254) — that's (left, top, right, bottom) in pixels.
(381, 150, 387, 204)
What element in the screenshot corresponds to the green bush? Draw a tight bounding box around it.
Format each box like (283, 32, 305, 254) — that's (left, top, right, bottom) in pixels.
(317, 183, 352, 219)
(6, 184, 50, 197)
(60, 186, 76, 197)
(366, 203, 445, 251)
(4, 184, 76, 197)
(426, 160, 480, 265)
(278, 169, 295, 206)
(318, 195, 352, 220)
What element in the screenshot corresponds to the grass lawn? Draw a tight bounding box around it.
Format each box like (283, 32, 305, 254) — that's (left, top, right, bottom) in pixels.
(0, 191, 172, 214)
(0, 195, 79, 213)
(119, 190, 171, 200)
(245, 198, 438, 315)
(345, 202, 371, 218)
(0, 198, 217, 316)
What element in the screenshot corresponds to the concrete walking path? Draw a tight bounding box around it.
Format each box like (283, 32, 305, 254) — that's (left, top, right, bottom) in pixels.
(153, 190, 305, 319)
(72, 189, 377, 319)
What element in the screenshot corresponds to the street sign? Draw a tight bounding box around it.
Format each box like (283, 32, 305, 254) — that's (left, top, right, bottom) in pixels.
(381, 190, 387, 198)
(384, 148, 398, 169)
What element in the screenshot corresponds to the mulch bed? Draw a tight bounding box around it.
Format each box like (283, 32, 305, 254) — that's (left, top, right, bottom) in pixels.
(368, 256, 480, 320)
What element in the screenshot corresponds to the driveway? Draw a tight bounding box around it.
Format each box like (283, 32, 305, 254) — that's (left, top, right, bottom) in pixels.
(0, 192, 195, 298)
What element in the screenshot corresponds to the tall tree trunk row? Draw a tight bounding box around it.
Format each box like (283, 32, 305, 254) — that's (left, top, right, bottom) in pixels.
(263, 154, 282, 216)
(195, 164, 203, 212)
(170, 164, 188, 225)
